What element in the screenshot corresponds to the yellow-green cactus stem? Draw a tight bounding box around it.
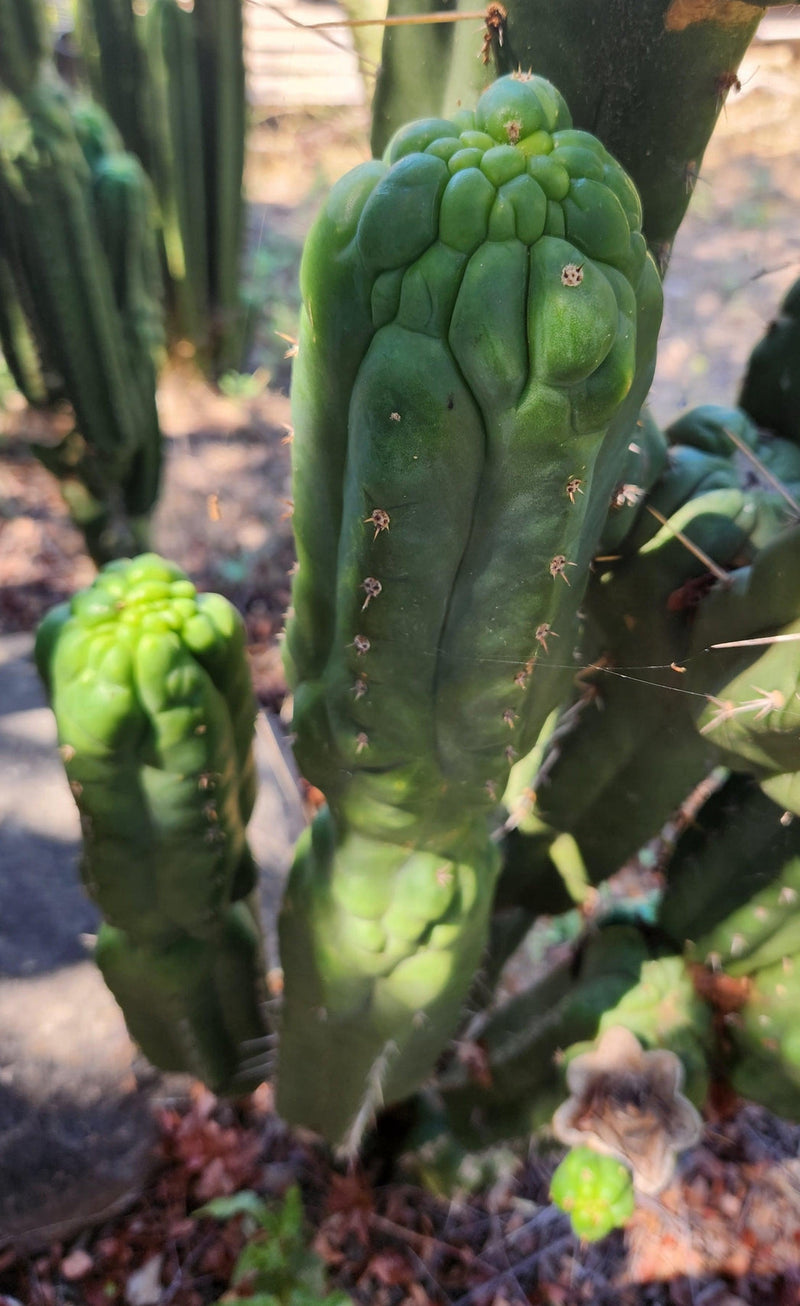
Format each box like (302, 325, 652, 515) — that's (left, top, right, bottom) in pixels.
(550, 1146, 635, 1242)
(35, 555, 260, 943)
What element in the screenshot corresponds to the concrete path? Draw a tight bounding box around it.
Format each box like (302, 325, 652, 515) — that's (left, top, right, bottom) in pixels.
(0, 633, 305, 1250)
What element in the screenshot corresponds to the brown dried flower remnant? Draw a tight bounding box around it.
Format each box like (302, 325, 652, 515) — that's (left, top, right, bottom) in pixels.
(552, 1025, 702, 1194)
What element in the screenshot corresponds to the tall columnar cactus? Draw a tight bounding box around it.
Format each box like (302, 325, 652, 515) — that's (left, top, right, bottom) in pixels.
(372, 0, 775, 263)
(75, 0, 247, 375)
(277, 72, 663, 1144)
(74, 0, 155, 174)
(192, 0, 247, 371)
(0, 24, 164, 564)
(35, 555, 272, 1094)
(0, 0, 48, 97)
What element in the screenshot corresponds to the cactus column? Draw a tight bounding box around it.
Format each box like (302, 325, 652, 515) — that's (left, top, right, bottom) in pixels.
(277, 73, 662, 1145)
(35, 555, 272, 1095)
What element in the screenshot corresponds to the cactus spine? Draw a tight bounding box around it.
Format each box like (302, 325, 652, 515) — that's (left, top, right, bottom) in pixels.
(35, 555, 271, 1094)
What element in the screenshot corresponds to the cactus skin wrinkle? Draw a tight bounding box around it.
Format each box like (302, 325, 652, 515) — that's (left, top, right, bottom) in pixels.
(36, 555, 271, 1093)
(278, 73, 662, 1145)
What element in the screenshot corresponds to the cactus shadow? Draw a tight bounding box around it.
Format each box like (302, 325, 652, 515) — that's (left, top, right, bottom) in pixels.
(0, 826, 95, 979)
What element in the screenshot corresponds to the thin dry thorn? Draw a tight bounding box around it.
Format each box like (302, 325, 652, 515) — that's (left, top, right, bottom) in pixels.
(722, 425, 800, 517)
(281, 426, 294, 445)
(646, 505, 732, 584)
(279, 497, 294, 521)
(275, 330, 299, 360)
(711, 632, 800, 650)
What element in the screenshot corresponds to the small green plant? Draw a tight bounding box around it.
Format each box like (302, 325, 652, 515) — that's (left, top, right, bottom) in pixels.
(549, 1146, 635, 1242)
(195, 1187, 353, 1306)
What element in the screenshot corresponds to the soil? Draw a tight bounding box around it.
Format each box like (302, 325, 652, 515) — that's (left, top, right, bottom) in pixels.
(2, 34, 800, 1306)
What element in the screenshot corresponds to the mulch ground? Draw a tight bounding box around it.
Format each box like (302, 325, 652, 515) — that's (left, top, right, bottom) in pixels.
(3, 1084, 800, 1306)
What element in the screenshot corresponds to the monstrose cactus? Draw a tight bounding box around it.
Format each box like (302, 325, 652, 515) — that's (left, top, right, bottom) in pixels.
(277, 71, 662, 1144)
(35, 554, 272, 1094)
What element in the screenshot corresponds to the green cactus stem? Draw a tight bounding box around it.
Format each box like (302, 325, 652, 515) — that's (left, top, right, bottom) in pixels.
(727, 955, 800, 1120)
(96, 902, 272, 1096)
(372, 0, 766, 262)
(278, 73, 662, 1145)
(740, 277, 800, 445)
(277, 807, 500, 1144)
(193, 0, 247, 373)
(550, 1146, 635, 1242)
(0, 68, 164, 562)
(0, 0, 49, 98)
(514, 405, 800, 884)
(687, 526, 800, 794)
(35, 555, 260, 944)
(0, 250, 50, 405)
(658, 773, 800, 977)
(36, 556, 270, 1093)
(434, 925, 653, 1148)
(74, 0, 156, 174)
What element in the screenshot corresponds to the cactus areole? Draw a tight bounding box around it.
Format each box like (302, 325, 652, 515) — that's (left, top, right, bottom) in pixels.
(279, 74, 662, 1144)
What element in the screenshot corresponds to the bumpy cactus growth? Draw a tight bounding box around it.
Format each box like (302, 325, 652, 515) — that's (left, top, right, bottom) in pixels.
(278, 71, 662, 1144)
(35, 555, 271, 1093)
(550, 1146, 635, 1242)
(372, 0, 770, 264)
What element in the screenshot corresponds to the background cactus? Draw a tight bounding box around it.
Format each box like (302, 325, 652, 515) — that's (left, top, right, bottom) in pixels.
(0, 6, 165, 564)
(740, 276, 800, 443)
(74, 0, 248, 375)
(34, 554, 271, 1093)
(278, 71, 663, 1145)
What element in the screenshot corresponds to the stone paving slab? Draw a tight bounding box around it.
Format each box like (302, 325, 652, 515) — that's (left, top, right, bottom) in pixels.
(0, 633, 305, 1250)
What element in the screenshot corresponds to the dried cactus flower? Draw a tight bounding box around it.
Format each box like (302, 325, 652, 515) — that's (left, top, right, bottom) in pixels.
(551, 1025, 702, 1194)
